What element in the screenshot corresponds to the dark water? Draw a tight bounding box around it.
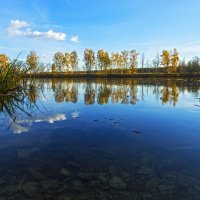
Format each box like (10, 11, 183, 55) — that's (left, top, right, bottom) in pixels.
(0, 78, 200, 200)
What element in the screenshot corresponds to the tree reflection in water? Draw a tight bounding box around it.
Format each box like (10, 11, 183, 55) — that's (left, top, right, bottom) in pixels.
(50, 78, 196, 107)
(84, 83, 96, 105)
(161, 81, 179, 107)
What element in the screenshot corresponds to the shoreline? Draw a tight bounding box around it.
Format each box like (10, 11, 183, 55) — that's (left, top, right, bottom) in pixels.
(27, 72, 200, 78)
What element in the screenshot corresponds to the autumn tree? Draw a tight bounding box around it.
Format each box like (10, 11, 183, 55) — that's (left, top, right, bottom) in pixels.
(121, 50, 129, 69)
(161, 50, 171, 73)
(53, 52, 64, 72)
(0, 54, 9, 70)
(97, 50, 111, 73)
(63, 52, 71, 71)
(70, 51, 78, 71)
(111, 53, 125, 69)
(51, 63, 56, 72)
(83, 49, 95, 71)
(103, 52, 111, 74)
(97, 49, 105, 70)
(26, 51, 39, 72)
(171, 48, 179, 73)
(161, 49, 179, 73)
(111, 53, 118, 69)
(129, 50, 139, 73)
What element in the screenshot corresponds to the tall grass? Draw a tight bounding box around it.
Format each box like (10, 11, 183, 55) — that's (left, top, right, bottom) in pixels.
(0, 58, 30, 95)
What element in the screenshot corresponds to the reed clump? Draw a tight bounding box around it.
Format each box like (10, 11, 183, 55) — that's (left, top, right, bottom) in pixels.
(0, 59, 30, 95)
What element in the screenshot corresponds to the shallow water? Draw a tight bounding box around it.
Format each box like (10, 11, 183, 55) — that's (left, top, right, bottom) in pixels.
(0, 78, 200, 200)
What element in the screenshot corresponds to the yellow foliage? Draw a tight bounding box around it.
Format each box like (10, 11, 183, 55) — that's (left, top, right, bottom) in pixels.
(161, 49, 179, 73)
(26, 51, 39, 71)
(171, 48, 179, 73)
(161, 50, 170, 72)
(0, 54, 9, 70)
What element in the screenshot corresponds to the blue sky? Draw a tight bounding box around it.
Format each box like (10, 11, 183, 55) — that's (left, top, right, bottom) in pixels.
(0, 0, 200, 63)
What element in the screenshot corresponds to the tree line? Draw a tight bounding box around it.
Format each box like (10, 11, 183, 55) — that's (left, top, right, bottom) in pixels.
(1, 49, 200, 74)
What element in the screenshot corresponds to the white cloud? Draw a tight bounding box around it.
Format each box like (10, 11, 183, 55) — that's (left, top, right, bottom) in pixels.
(44, 30, 66, 41)
(70, 35, 79, 43)
(8, 19, 29, 30)
(7, 19, 67, 41)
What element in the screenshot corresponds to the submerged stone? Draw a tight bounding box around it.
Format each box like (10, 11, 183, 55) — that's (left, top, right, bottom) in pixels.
(127, 181, 145, 192)
(109, 176, 127, 190)
(41, 179, 59, 190)
(141, 193, 152, 199)
(61, 168, 71, 176)
(72, 180, 84, 192)
(22, 181, 38, 196)
(145, 177, 160, 189)
(137, 166, 152, 175)
(28, 168, 45, 179)
(98, 173, 108, 183)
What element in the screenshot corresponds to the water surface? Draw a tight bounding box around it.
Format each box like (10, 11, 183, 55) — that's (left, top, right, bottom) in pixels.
(0, 78, 200, 200)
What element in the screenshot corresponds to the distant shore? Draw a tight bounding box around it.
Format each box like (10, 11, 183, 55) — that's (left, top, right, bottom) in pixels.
(27, 72, 200, 78)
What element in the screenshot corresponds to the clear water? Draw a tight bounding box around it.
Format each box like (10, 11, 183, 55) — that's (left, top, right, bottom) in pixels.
(0, 78, 200, 200)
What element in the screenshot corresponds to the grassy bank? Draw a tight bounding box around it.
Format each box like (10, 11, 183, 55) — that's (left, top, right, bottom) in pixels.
(26, 71, 200, 78)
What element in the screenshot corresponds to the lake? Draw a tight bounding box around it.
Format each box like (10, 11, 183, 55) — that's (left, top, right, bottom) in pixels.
(0, 78, 200, 200)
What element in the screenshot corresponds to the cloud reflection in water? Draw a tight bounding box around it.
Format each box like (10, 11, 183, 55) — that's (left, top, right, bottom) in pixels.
(11, 114, 67, 134)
